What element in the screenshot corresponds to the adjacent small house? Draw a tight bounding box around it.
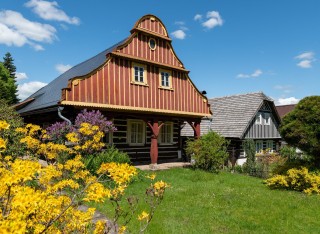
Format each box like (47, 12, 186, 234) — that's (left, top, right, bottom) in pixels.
(15, 14, 212, 164)
(276, 104, 296, 118)
(181, 92, 282, 165)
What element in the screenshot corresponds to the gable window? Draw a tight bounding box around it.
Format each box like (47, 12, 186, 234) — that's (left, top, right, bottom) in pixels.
(264, 113, 271, 125)
(148, 38, 157, 50)
(159, 69, 172, 89)
(131, 63, 147, 85)
(128, 120, 145, 145)
(255, 113, 262, 125)
(159, 122, 173, 144)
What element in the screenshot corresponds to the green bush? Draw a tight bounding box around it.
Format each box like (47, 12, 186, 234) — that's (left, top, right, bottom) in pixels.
(185, 131, 229, 173)
(83, 145, 131, 174)
(0, 99, 25, 158)
(242, 139, 256, 175)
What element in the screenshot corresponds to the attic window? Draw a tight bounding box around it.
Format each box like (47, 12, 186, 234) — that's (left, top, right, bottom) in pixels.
(255, 113, 262, 125)
(264, 113, 271, 125)
(149, 38, 156, 50)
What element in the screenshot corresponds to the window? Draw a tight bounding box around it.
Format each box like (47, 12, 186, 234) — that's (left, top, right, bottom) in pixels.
(159, 69, 172, 89)
(266, 140, 274, 152)
(131, 63, 147, 85)
(264, 113, 271, 125)
(255, 113, 262, 125)
(255, 140, 263, 153)
(128, 120, 145, 145)
(148, 38, 156, 50)
(104, 131, 113, 145)
(159, 122, 173, 144)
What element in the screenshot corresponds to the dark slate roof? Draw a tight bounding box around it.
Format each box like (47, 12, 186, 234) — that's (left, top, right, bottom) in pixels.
(276, 104, 296, 118)
(181, 92, 275, 138)
(17, 39, 127, 114)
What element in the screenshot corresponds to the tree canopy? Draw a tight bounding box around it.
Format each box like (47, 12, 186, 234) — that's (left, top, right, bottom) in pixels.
(0, 52, 19, 104)
(280, 96, 320, 164)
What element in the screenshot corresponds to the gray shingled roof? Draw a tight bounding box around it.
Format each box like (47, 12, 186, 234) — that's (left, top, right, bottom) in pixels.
(17, 39, 127, 114)
(181, 92, 274, 138)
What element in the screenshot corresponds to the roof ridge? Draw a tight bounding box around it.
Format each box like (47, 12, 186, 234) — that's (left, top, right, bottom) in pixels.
(208, 91, 275, 101)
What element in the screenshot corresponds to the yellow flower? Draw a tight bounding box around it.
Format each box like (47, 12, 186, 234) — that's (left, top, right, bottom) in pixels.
(146, 173, 156, 180)
(119, 225, 126, 234)
(98, 162, 137, 185)
(0, 138, 7, 152)
(138, 211, 149, 221)
(94, 220, 106, 234)
(0, 120, 10, 130)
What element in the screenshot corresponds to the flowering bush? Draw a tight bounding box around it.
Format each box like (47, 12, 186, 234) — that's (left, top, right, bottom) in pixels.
(0, 121, 168, 233)
(45, 109, 116, 156)
(265, 167, 320, 195)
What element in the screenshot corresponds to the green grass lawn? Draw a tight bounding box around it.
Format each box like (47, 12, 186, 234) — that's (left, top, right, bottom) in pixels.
(94, 168, 320, 233)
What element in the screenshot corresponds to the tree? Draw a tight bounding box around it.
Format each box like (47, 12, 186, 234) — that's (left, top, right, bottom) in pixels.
(2, 52, 19, 104)
(280, 96, 320, 165)
(3, 52, 16, 78)
(0, 62, 19, 105)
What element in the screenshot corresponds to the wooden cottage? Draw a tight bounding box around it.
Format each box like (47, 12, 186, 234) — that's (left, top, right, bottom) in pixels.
(181, 92, 282, 165)
(16, 14, 211, 164)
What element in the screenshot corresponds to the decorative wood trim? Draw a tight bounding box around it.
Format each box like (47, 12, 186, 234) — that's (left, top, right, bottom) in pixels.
(60, 101, 211, 117)
(111, 52, 188, 72)
(131, 14, 169, 37)
(131, 28, 171, 41)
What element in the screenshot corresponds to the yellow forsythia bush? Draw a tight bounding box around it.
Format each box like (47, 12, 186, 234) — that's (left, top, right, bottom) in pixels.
(265, 167, 320, 195)
(0, 121, 168, 233)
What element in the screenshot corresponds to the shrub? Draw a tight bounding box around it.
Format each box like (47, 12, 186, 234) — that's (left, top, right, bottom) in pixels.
(265, 167, 320, 195)
(185, 131, 229, 173)
(0, 99, 25, 158)
(83, 145, 131, 175)
(0, 121, 168, 233)
(242, 139, 256, 175)
(46, 110, 116, 156)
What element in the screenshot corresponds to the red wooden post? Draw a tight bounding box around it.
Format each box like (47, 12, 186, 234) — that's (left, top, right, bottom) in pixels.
(194, 121, 201, 139)
(187, 120, 201, 139)
(147, 120, 164, 164)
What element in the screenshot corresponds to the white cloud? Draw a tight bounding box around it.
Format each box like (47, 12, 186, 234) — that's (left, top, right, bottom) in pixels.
(15, 72, 28, 81)
(194, 14, 202, 21)
(297, 60, 312, 68)
(274, 85, 292, 93)
(202, 11, 223, 29)
(18, 81, 47, 100)
(295, 51, 314, 60)
(175, 21, 185, 25)
(25, 0, 80, 25)
(251, 69, 262, 77)
(55, 64, 72, 74)
(295, 51, 315, 69)
(276, 97, 300, 105)
(0, 10, 56, 49)
(171, 30, 186, 40)
(236, 69, 263, 78)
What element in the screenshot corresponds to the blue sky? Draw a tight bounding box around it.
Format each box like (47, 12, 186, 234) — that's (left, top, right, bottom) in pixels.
(0, 0, 319, 105)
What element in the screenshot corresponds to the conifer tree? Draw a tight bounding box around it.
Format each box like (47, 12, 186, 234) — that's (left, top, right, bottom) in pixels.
(2, 52, 19, 104)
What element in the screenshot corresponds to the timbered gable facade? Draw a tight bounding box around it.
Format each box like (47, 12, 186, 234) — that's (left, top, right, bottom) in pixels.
(16, 14, 211, 164)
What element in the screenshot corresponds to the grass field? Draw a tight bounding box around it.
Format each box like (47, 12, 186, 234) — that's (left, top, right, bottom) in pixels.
(94, 168, 320, 233)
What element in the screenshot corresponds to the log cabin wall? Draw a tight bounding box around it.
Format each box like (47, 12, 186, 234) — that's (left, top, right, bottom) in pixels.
(106, 115, 180, 162)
